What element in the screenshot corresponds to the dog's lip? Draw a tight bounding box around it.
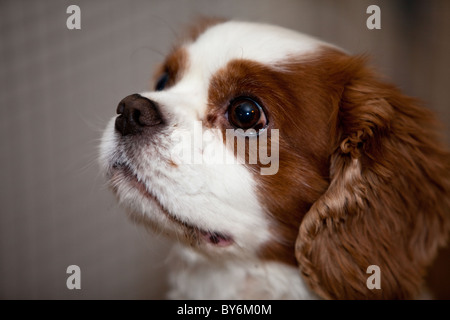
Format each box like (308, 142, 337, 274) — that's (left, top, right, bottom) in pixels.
(110, 162, 234, 247)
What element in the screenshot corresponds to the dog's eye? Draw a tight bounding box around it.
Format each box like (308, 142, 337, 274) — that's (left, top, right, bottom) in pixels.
(155, 72, 169, 91)
(228, 98, 268, 131)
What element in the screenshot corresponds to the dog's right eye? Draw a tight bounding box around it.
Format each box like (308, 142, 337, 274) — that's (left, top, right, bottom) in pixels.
(155, 72, 169, 91)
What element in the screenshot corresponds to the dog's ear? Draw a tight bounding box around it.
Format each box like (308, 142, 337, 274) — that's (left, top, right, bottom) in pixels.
(295, 57, 450, 299)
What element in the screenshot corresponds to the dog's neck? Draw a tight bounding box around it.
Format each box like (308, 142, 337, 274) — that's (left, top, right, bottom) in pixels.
(166, 244, 316, 299)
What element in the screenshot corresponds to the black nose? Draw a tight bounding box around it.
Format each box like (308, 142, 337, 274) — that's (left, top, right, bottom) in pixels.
(115, 94, 163, 136)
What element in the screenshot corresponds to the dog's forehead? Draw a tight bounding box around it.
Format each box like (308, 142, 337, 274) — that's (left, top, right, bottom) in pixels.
(186, 21, 328, 72)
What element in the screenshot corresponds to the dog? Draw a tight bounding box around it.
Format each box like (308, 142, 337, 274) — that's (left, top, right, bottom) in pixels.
(99, 19, 450, 299)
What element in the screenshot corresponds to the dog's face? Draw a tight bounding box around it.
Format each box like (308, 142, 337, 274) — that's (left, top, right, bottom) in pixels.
(100, 20, 449, 299)
(100, 20, 334, 259)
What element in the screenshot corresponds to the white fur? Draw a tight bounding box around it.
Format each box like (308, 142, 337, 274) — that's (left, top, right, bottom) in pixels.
(99, 21, 326, 299)
(190, 21, 328, 67)
(167, 244, 317, 300)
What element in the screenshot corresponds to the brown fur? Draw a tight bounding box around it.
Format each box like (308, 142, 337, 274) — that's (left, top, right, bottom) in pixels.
(207, 48, 450, 299)
(294, 50, 450, 299)
(153, 47, 188, 90)
(207, 57, 333, 265)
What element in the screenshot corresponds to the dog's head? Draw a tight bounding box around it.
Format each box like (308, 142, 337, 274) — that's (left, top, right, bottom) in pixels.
(100, 20, 450, 299)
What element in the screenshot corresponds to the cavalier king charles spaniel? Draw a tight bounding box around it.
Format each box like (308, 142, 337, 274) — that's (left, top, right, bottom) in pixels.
(100, 19, 450, 299)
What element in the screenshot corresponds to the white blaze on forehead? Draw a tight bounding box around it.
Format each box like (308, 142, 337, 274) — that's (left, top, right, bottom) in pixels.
(188, 21, 328, 69)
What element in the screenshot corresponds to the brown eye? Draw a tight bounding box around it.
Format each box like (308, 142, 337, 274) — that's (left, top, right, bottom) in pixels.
(228, 98, 268, 131)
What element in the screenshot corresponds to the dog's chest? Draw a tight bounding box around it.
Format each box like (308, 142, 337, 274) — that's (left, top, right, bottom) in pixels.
(166, 245, 316, 299)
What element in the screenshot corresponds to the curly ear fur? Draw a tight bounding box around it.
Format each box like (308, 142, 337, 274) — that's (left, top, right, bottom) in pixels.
(295, 58, 450, 300)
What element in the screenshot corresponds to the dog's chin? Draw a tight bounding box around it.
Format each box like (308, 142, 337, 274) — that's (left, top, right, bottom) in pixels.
(107, 162, 234, 249)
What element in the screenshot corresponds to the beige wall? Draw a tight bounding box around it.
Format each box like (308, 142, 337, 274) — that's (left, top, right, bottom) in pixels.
(1, 0, 449, 299)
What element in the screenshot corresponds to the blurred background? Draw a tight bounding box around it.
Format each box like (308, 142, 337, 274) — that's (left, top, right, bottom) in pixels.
(0, 0, 449, 299)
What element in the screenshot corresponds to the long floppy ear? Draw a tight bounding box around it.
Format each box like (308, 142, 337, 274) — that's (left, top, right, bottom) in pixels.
(295, 58, 450, 299)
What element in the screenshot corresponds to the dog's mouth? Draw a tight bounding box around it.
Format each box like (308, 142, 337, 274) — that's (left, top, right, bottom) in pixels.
(109, 162, 234, 247)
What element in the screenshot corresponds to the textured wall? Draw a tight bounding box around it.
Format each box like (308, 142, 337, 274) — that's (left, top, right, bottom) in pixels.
(0, 0, 449, 299)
